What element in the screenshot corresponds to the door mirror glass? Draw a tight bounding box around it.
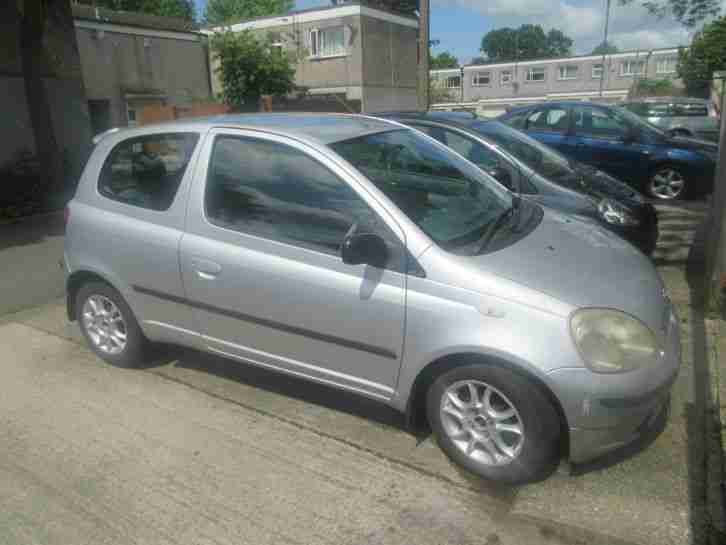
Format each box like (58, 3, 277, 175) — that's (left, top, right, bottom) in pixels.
(622, 125, 639, 143)
(341, 232, 388, 268)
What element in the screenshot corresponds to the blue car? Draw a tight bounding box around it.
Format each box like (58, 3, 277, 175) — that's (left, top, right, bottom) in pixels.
(498, 101, 718, 200)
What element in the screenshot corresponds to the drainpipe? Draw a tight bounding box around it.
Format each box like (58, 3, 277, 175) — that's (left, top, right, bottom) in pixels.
(460, 66, 464, 103)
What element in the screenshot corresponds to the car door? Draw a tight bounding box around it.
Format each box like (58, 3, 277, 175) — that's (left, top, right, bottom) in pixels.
(179, 128, 407, 401)
(520, 105, 573, 155)
(570, 104, 649, 185)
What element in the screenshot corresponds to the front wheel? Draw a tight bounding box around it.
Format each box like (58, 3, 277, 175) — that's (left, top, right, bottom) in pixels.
(426, 364, 561, 484)
(648, 165, 688, 200)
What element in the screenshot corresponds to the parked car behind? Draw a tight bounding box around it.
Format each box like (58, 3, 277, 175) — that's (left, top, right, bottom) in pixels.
(498, 101, 717, 200)
(622, 97, 720, 143)
(377, 112, 658, 255)
(64, 114, 680, 484)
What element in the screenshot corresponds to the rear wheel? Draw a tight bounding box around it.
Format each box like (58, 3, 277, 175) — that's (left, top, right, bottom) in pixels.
(648, 165, 687, 200)
(76, 282, 149, 368)
(426, 364, 561, 484)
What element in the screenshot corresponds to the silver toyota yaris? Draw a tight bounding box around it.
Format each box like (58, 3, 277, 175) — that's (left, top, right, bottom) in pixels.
(64, 114, 680, 484)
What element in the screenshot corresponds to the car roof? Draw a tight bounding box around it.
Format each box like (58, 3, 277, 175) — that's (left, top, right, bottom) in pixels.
(104, 113, 400, 146)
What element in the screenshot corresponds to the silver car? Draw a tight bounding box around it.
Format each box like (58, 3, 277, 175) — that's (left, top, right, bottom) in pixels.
(622, 97, 720, 142)
(64, 114, 680, 484)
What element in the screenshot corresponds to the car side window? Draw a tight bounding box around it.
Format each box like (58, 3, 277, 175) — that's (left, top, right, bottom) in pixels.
(526, 107, 570, 133)
(573, 106, 627, 140)
(205, 135, 403, 267)
(98, 133, 199, 211)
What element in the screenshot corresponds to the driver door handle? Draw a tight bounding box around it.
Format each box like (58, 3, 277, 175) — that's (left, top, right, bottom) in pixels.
(190, 257, 222, 279)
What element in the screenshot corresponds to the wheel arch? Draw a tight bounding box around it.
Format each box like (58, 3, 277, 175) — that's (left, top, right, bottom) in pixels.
(66, 269, 124, 321)
(404, 352, 570, 457)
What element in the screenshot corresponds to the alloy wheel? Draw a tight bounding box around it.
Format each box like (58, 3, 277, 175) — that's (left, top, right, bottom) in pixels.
(82, 295, 127, 355)
(439, 380, 524, 466)
(649, 168, 685, 199)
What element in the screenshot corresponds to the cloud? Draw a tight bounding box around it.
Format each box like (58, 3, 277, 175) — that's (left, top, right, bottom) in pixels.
(432, 0, 695, 54)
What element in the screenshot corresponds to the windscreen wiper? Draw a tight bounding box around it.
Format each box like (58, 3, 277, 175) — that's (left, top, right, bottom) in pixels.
(476, 196, 521, 253)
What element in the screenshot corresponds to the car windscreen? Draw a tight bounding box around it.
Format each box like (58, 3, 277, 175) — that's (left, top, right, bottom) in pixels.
(329, 129, 514, 251)
(468, 121, 577, 185)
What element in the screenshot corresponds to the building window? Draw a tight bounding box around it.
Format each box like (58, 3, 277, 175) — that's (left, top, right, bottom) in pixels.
(620, 59, 645, 76)
(472, 71, 491, 86)
(126, 104, 137, 127)
(592, 64, 604, 79)
(445, 75, 461, 88)
(309, 26, 346, 58)
(558, 65, 578, 80)
(500, 70, 513, 85)
(525, 67, 546, 82)
(656, 56, 678, 74)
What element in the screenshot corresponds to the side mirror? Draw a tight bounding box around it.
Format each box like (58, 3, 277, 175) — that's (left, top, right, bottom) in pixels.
(487, 166, 513, 190)
(341, 232, 388, 268)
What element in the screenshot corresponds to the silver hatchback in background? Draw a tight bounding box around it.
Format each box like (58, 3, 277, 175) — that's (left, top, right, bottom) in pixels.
(622, 97, 720, 142)
(64, 114, 680, 484)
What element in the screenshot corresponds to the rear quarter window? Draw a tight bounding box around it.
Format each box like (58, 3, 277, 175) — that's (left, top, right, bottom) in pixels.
(98, 133, 199, 211)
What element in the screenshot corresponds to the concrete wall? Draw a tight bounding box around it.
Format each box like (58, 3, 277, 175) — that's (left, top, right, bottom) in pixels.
(360, 16, 417, 112)
(0, 0, 92, 188)
(208, 8, 418, 112)
(75, 26, 211, 128)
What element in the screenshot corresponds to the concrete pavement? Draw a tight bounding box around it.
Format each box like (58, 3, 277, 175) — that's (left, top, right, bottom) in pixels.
(0, 262, 708, 545)
(0, 212, 65, 315)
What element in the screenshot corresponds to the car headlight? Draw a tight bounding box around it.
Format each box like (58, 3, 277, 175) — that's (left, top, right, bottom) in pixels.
(598, 198, 639, 226)
(570, 308, 659, 373)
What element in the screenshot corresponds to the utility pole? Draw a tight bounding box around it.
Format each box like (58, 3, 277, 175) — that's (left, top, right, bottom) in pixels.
(417, 0, 430, 110)
(598, 0, 611, 97)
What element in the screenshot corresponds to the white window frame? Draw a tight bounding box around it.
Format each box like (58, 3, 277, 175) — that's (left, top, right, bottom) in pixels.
(591, 64, 604, 79)
(656, 56, 677, 74)
(620, 59, 645, 76)
(500, 70, 513, 85)
(557, 65, 578, 80)
(308, 26, 346, 59)
(472, 71, 491, 87)
(445, 75, 461, 89)
(126, 103, 137, 127)
(525, 67, 546, 83)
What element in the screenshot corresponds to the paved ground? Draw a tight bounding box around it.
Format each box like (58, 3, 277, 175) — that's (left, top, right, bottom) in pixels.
(0, 202, 713, 545)
(0, 264, 709, 545)
(0, 212, 65, 315)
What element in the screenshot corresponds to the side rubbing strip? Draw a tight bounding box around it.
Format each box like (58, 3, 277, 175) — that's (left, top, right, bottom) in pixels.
(132, 285, 398, 360)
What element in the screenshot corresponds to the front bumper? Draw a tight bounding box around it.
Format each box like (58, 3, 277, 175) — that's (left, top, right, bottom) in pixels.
(551, 303, 681, 465)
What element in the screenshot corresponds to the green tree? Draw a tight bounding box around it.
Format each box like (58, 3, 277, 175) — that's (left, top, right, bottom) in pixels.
(591, 41, 619, 55)
(205, 0, 293, 25)
(545, 29, 573, 57)
(618, 0, 720, 28)
(677, 15, 726, 96)
(430, 51, 459, 69)
(480, 25, 573, 62)
(212, 30, 297, 106)
(80, 0, 195, 20)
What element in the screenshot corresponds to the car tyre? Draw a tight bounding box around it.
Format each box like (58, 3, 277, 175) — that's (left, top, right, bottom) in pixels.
(647, 164, 688, 200)
(76, 281, 149, 368)
(426, 364, 561, 484)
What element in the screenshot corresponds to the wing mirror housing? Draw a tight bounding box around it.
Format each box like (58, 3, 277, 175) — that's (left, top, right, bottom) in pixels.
(341, 232, 388, 268)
